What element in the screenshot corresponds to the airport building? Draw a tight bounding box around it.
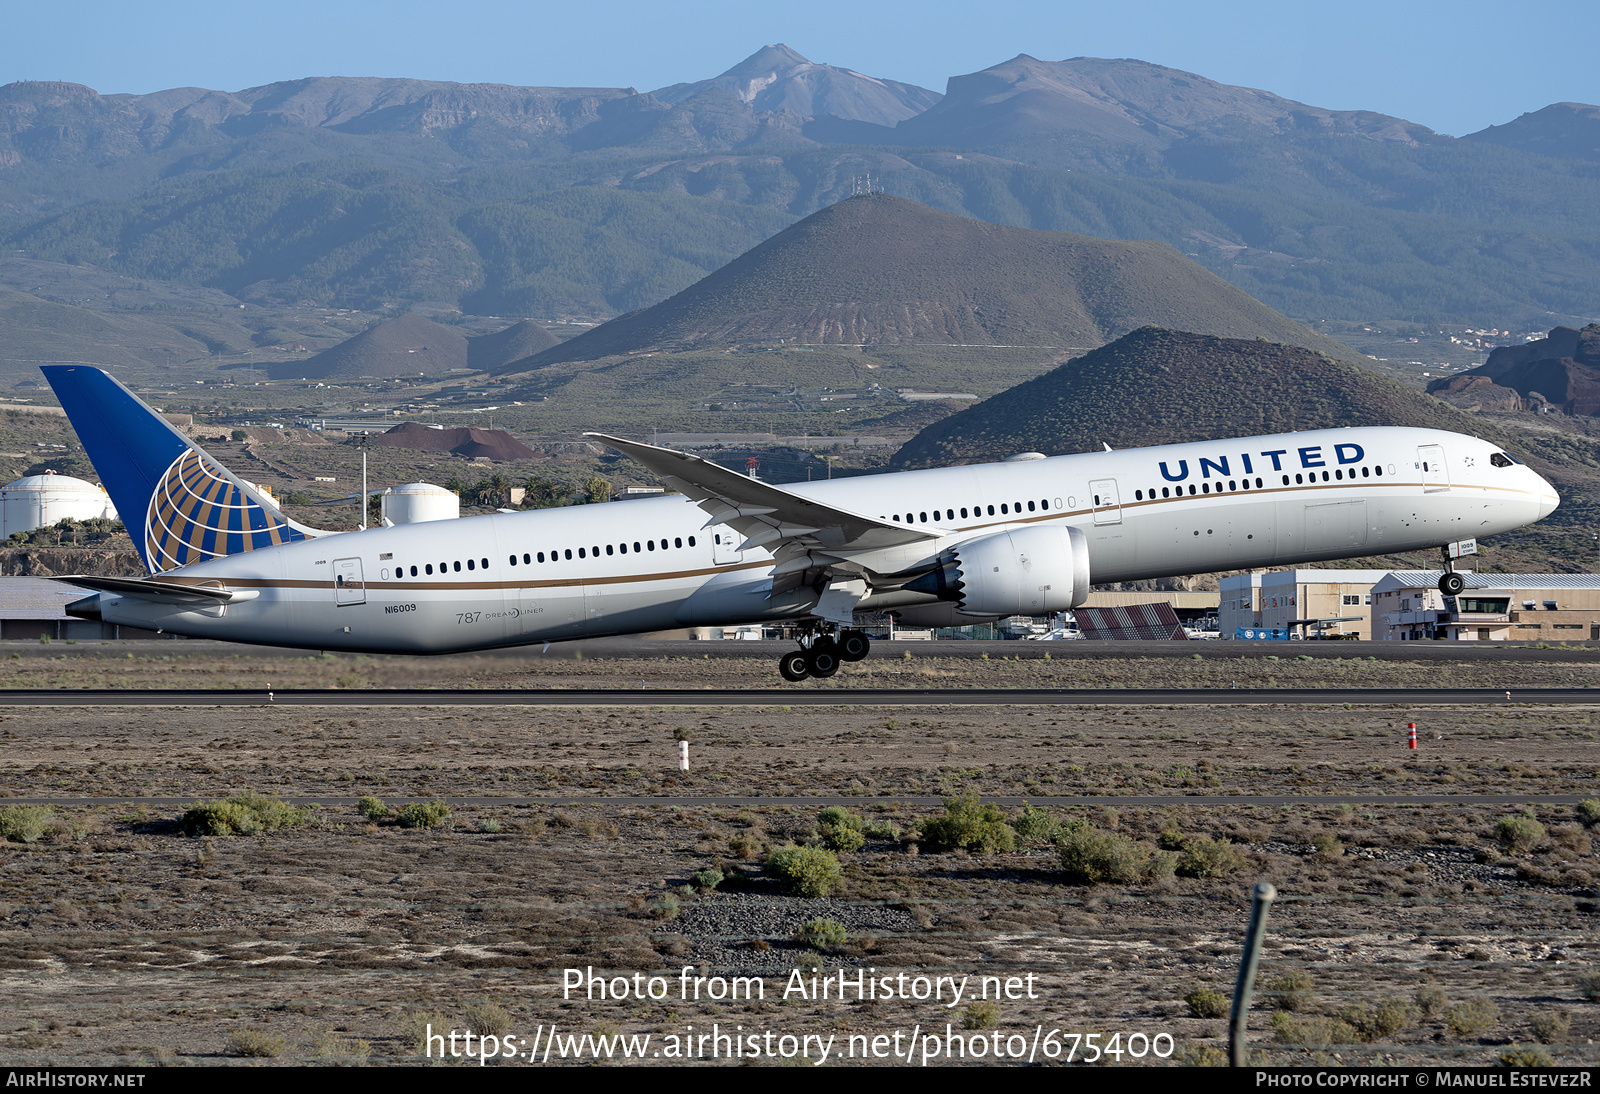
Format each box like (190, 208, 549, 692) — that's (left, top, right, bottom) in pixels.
(0, 576, 166, 640)
(1372, 572, 1600, 641)
(1224, 569, 1389, 639)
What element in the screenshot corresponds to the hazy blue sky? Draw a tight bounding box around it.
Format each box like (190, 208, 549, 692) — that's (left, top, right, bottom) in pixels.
(5, 0, 1595, 136)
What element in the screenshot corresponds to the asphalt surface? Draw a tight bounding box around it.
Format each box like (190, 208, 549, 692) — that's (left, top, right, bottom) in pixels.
(5, 794, 1588, 808)
(0, 687, 1594, 706)
(5, 638, 1600, 662)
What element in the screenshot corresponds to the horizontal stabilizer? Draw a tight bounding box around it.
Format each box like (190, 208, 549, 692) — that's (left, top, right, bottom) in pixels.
(52, 575, 260, 607)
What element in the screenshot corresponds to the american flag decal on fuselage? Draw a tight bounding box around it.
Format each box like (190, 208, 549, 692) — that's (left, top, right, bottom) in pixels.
(144, 449, 309, 573)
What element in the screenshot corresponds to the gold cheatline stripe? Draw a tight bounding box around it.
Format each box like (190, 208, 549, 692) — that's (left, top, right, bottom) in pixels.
(145, 478, 1546, 593)
(155, 558, 775, 593)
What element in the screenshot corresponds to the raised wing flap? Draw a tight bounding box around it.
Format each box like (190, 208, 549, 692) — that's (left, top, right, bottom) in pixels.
(584, 433, 936, 553)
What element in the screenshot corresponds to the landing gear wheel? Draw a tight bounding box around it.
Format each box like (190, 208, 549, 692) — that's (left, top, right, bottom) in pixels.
(778, 650, 811, 682)
(805, 644, 841, 678)
(1438, 572, 1466, 596)
(838, 629, 871, 662)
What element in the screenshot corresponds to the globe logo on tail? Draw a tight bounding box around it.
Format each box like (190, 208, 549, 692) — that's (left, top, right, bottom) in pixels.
(143, 449, 305, 573)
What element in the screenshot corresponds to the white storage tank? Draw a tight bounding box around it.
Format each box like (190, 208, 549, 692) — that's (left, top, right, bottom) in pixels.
(0, 473, 118, 538)
(380, 482, 459, 525)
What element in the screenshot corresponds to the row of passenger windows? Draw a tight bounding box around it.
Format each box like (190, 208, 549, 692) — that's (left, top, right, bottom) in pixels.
(1137, 479, 1262, 500)
(1135, 465, 1386, 501)
(892, 500, 1053, 523)
(396, 557, 491, 577)
(892, 463, 1391, 518)
(391, 536, 698, 577)
(1281, 466, 1384, 485)
(507, 536, 695, 565)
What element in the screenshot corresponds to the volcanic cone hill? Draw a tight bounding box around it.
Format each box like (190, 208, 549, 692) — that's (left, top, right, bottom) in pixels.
(500, 194, 1363, 370)
(467, 320, 560, 370)
(269, 314, 467, 380)
(891, 328, 1485, 468)
(367, 421, 537, 462)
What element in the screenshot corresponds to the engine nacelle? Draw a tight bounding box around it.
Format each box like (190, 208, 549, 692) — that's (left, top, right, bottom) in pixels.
(904, 525, 1090, 618)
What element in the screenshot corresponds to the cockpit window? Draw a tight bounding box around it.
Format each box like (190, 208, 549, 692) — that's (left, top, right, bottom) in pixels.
(1489, 452, 1519, 468)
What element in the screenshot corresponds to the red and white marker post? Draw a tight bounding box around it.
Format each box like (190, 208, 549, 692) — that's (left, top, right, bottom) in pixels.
(1406, 722, 1418, 750)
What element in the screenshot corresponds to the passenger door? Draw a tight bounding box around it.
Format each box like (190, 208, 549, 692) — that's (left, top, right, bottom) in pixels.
(1419, 445, 1450, 492)
(1089, 479, 1122, 526)
(333, 557, 365, 606)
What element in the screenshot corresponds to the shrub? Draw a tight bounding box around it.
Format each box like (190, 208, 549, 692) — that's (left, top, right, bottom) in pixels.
(1271, 1013, 1358, 1048)
(1499, 1045, 1554, 1067)
(356, 795, 388, 820)
(181, 792, 314, 837)
(463, 1001, 512, 1038)
(399, 1009, 451, 1056)
(649, 893, 680, 920)
(1335, 997, 1417, 1040)
(1057, 825, 1164, 883)
(864, 818, 902, 840)
(728, 831, 765, 859)
(0, 805, 53, 843)
(690, 867, 725, 892)
(919, 791, 1016, 853)
(396, 799, 451, 829)
(1172, 1044, 1228, 1066)
(766, 845, 843, 897)
(313, 1029, 372, 1060)
(796, 917, 847, 950)
(1176, 835, 1246, 878)
(1013, 806, 1061, 844)
(1494, 814, 1546, 852)
(817, 807, 866, 852)
(477, 819, 502, 833)
(1576, 971, 1600, 1001)
(1529, 1010, 1571, 1044)
(1312, 833, 1344, 856)
(962, 1001, 1001, 1030)
(225, 1029, 286, 1057)
(1185, 986, 1229, 1019)
(1416, 981, 1449, 1017)
(1446, 998, 1502, 1038)
(1577, 799, 1600, 826)
(1261, 971, 1315, 1013)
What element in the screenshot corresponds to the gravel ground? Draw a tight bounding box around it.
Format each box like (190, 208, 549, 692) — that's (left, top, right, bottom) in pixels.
(0, 658, 1597, 1066)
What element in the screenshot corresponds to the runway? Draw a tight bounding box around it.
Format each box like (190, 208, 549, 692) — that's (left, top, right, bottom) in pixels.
(0, 686, 1593, 706)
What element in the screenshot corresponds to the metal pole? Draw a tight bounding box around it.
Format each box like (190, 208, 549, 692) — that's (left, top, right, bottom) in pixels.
(1229, 881, 1277, 1067)
(360, 439, 368, 531)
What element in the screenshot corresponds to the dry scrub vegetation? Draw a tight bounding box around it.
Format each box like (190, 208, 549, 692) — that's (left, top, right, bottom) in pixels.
(0, 689, 1597, 1064)
(0, 642, 1598, 692)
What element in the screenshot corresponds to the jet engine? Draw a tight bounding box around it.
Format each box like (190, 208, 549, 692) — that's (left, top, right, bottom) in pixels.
(901, 525, 1091, 618)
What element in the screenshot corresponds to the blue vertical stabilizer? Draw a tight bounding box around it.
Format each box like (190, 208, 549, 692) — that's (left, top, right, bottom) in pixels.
(41, 366, 318, 573)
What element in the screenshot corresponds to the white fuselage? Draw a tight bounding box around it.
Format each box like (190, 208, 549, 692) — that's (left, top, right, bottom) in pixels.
(93, 426, 1558, 652)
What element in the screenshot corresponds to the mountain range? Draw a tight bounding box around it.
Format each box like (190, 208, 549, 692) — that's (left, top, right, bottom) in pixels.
(1, 45, 1598, 337)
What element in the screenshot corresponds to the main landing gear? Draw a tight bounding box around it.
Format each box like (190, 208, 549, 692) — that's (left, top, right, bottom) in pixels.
(778, 626, 871, 681)
(1437, 546, 1466, 597)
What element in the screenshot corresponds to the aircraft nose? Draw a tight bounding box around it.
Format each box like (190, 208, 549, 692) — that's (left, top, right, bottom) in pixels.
(1535, 472, 1560, 519)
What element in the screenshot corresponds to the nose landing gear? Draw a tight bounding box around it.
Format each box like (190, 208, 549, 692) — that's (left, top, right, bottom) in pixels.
(777, 626, 871, 681)
(1437, 545, 1466, 596)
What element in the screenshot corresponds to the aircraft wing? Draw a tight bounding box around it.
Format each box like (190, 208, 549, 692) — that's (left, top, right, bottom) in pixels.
(51, 575, 260, 607)
(585, 434, 937, 570)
